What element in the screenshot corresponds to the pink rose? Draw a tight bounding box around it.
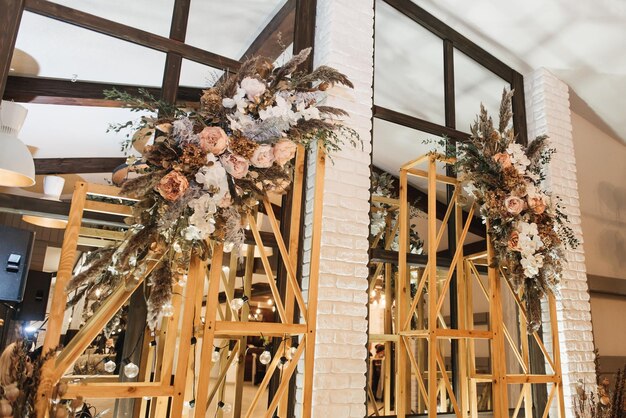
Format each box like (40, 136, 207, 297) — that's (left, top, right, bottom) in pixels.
(250, 144, 275, 168)
(220, 153, 249, 179)
(493, 152, 512, 169)
(198, 127, 229, 155)
(527, 195, 546, 215)
(504, 196, 525, 215)
(273, 139, 297, 166)
(155, 171, 189, 202)
(508, 230, 521, 251)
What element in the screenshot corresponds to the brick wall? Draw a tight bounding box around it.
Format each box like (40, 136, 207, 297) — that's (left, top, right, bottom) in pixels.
(295, 1, 375, 417)
(525, 68, 596, 416)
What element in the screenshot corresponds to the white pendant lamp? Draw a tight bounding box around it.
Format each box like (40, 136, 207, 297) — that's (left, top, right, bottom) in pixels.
(0, 101, 35, 187)
(22, 175, 68, 229)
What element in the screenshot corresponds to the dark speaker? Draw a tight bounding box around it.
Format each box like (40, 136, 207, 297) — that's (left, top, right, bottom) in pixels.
(0, 226, 34, 302)
(16, 270, 52, 321)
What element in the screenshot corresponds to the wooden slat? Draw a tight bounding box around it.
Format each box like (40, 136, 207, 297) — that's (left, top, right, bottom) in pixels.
(427, 157, 439, 416)
(24, 0, 241, 72)
(64, 382, 174, 399)
(214, 321, 306, 337)
(35, 157, 126, 174)
(240, 0, 295, 60)
(84, 200, 133, 216)
(374, 105, 469, 142)
(79, 227, 125, 240)
(244, 340, 288, 418)
(263, 341, 305, 418)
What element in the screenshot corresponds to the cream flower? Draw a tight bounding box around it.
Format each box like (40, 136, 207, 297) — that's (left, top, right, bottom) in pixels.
(504, 196, 525, 215)
(220, 153, 249, 179)
(240, 77, 266, 100)
(506, 143, 530, 174)
(198, 127, 229, 155)
(250, 144, 275, 168)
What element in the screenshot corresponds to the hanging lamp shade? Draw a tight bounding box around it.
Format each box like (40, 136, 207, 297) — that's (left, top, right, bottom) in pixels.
(0, 101, 35, 187)
(22, 175, 68, 229)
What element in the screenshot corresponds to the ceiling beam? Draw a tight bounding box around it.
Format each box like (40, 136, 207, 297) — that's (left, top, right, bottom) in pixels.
(3, 75, 202, 106)
(374, 105, 469, 141)
(161, 0, 191, 103)
(24, 0, 241, 72)
(240, 0, 295, 60)
(35, 158, 126, 174)
(0, 0, 24, 100)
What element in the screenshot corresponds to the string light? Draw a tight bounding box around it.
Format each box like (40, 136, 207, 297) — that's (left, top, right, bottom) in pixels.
(212, 347, 221, 363)
(123, 362, 139, 378)
(217, 401, 232, 413)
(103, 359, 116, 373)
(230, 295, 249, 311)
(259, 348, 272, 365)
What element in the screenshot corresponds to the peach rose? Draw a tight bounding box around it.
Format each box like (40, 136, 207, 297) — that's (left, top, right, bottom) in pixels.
(504, 196, 525, 215)
(493, 152, 512, 169)
(198, 127, 229, 155)
(508, 230, 521, 251)
(220, 153, 249, 179)
(250, 144, 275, 168)
(273, 139, 297, 166)
(527, 195, 546, 215)
(155, 171, 189, 201)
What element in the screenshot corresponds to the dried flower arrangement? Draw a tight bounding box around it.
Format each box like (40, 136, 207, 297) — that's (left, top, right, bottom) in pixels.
(370, 171, 423, 254)
(573, 368, 626, 418)
(65, 48, 359, 330)
(443, 90, 578, 331)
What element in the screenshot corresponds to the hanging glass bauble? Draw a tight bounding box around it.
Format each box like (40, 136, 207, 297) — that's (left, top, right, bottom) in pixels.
(124, 362, 139, 378)
(259, 350, 272, 365)
(212, 349, 221, 363)
(104, 359, 116, 373)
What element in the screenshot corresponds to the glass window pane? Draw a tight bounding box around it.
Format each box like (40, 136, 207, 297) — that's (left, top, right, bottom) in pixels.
(454, 49, 510, 133)
(179, 59, 224, 88)
(185, 0, 291, 61)
(374, 0, 445, 124)
(15, 12, 166, 86)
(47, 0, 174, 37)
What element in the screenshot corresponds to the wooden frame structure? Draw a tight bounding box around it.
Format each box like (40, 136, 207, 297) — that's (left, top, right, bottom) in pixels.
(367, 154, 565, 418)
(34, 143, 326, 418)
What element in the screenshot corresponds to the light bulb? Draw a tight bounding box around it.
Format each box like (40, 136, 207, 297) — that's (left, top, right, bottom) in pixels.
(259, 350, 272, 365)
(272, 306, 276, 312)
(212, 348, 221, 363)
(103, 360, 116, 373)
(255, 307, 261, 314)
(143, 396, 151, 401)
(267, 299, 273, 306)
(223, 241, 235, 253)
(162, 302, 174, 317)
(218, 401, 232, 413)
(124, 362, 139, 378)
(290, 345, 298, 357)
(229, 295, 248, 311)
(277, 356, 288, 370)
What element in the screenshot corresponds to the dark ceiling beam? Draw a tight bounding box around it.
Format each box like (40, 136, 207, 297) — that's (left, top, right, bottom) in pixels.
(3, 75, 202, 106)
(35, 158, 126, 174)
(240, 0, 295, 60)
(0, 0, 24, 100)
(374, 105, 469, 141)
(24, 0, 241, 73)
(381, 0, 514, 82)
(436, 239, 486, 260)
(373, 166, 485, 237)
(161, 0, 191, 103)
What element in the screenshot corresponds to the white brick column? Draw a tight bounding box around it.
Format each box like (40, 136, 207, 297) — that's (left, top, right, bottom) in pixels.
(525, 68, 596, 415)
(295, 1, 374, 417)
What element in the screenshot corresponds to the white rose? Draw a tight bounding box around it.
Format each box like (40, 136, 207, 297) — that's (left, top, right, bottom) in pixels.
(240, 77, 266, 100)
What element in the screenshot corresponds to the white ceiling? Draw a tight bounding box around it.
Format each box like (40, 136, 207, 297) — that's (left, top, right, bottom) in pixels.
(416, 0, 626, 144)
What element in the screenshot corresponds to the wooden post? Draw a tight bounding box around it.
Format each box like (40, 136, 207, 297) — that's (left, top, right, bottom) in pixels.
(302, 141, 325, 418)
(383, 261, 393, 415)
(195, 244, 224, 418)
(549, 294, 566, 417)
(427, 157, 439, 417)
(36, 182, 88, 417)
(396, 167, 409, 418)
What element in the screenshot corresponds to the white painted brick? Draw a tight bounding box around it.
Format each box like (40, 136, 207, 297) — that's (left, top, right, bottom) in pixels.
(525, 68, 596, 418)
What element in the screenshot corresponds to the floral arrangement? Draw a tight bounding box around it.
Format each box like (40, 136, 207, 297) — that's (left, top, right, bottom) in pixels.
(65, 48, 358, 330)
(449, 90, 578, 331)
(573, 371, 626, 418)
(370, 171, 423, 254)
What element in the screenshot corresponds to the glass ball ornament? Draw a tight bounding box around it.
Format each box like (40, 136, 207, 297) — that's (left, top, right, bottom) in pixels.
(218, 401, 232, 413)
(259, 350, 272, 365)
(229, 295, 248, 311)
(212, 348, 221, 363)
(103, 359, 116, 373)
(123, 362, 140, 378)
(223, 241, 235, 253)
(277, 356, 288, 370)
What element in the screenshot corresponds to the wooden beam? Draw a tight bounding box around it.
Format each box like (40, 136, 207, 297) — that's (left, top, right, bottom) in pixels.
(511, 72, 529, 146)
(24, 0, 241, 72)
(3, 75, 202, 106)
(373, 166, 485, 237)
(293, 0, 317, 70)
(0, 0, 24, 100)
(381, 0, 514, 82)
(588, 274, 626, 297)
(34, 157, 126, 174)
(374, 105, 469, 141)
(161, 0, 191, 103)
(240, 0, 295, 60)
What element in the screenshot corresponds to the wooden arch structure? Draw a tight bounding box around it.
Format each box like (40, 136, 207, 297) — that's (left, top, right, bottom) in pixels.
(34, 144, 326, 418)
(368, 154, 566, 418)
